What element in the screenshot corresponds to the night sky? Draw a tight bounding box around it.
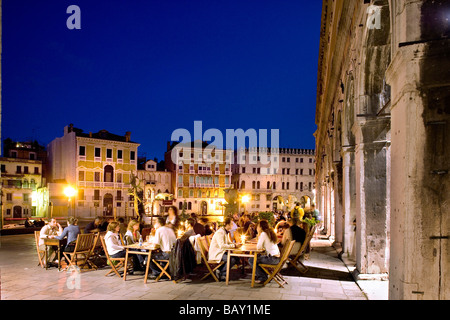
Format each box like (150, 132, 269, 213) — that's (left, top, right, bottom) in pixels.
(2, 0, 322, 160)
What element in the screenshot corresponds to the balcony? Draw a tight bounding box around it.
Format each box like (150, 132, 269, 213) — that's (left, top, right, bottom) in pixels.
(77, 181, 130, 189)
(214, 170, 220, 175)
(189, 170, 195, 174)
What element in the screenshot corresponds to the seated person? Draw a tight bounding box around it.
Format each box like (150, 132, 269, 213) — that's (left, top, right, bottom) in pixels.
(181, 218, 197, 240)
(124, 219, 145, 266)
(55, 217, 81, 252)
(149, 217, 177, 279)
(25, 217, 33, 228)
(104, 221, 143, 272)
(193, 217, 213, 236)
(208, 217, 239, 281)
(281, 218, 306, 256)
(39, 218, 63, 266)
(84, 216, 103, 234)
(124, 219, 142, 245)
(249, 219, 281, 284)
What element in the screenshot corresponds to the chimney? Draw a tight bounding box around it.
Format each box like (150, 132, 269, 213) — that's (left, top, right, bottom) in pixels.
(69, 123, 74, 132)
(125, 132, 131, 142)
(89, 132, 92, 138)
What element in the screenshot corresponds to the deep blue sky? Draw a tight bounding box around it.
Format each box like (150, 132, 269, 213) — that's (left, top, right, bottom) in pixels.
(2, 0, 322, 160)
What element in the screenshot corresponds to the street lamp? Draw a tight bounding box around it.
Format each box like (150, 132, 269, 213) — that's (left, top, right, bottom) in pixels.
(240, 194, 250, 213)
(64, 186, 77, 217)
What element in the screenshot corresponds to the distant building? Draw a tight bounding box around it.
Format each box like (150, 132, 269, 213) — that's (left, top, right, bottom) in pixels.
(47, 124, 140, 219)
(231, 147, 315, 213)
(165, 140, 233, 217)
(136, 158, 172, 216)
(0, 140, 46, 225)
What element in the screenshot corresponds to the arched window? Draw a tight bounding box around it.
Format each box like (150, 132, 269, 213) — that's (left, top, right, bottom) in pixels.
(104, 165, 114, 182)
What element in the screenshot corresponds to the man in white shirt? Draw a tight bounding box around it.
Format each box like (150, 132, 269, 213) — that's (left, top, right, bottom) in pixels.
(208, 217, 240, 281)
(149, 217, 176, 278)
(39, 218, 63, 266)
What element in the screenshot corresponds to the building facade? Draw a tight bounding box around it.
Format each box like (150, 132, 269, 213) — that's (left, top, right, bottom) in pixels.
(137, 159, 172, 216)
(47, 124, 140, 219)
(165, 141, 233, 218)
(231, 147, 316, 213)
(315, 0, 449, 299)
(0, 141, 46, 226)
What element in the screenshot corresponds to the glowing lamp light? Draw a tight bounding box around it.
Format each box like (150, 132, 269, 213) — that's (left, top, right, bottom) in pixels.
(241, 195, 250, 203)
(64, 186, 77, 199)
(240, 234, 246, 244)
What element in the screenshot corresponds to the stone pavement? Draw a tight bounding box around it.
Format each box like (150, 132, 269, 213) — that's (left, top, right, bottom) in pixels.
(0, 234, 370, 300)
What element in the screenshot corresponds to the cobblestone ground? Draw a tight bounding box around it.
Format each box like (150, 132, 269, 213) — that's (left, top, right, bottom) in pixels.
(0, 234, 367, 300)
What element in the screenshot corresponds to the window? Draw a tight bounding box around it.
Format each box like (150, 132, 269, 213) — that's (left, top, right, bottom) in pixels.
(309, 158, 313, 163)
(95, 172, 101, 182)
(282, 157, 285, 162)
(95, 147, 101, 158)
(253, 168, 256, 174)
(300, 169, 304, 175)
(94, 190, 100, 201)
(24, 166, 29, 174)
(257, 181, 260, 189)
(130, 151, 136, 161)
(267, 181, 271, 189)
(188, 202, 192, 210)
(242, 167, 246, 173)
(34, 167, 39, 174)
(79, 171, 85, 181)
(273, 182, 276, 189)
(29, 153, 36, 160)
(300, 182, 303, 191)
(11, 151, 17, 158)
(300, 158, 304, 163)
(287, 157, 290, 163)
(282, 182, 285, 190)
(0, 165, 5, 173)
(106, 149, 112, 159)
(282, 169, 285, 175)
(79, 146, 86, 156)
(252, 181, 256, 189)
(16, 166, 22, 174)
(78, 189, 84, 201)
(117, 150, 123, 159)
(286, 182, 290, 190)
(189, 190, 194, 198)
(7, 193, 12, 201)
(287, 169, 290, 175)
(296, 158, 299, 163)
(296, 182, 299, 190)
(117, 173, 122, 183)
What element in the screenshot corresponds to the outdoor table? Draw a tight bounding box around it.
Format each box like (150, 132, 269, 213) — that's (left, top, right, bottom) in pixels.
(123, 242, 157, 284)
(43, 238, 67, 271)
(225, 243, 264, 287)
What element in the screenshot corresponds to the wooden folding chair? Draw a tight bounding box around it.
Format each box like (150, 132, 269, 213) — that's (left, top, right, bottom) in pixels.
(197, 236, 224, 282)
(152, 257, 171, 281)
(287, 225, 317, 273)
(34, 231, 45, 268)
(259, 240, 296, 288)
(63, 233, 97, 271)
(100, 235, 131, 278)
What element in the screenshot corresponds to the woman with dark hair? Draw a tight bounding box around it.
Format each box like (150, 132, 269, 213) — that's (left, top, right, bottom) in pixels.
(249, 219, 281, 284)
(166, 205, 181, 232)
